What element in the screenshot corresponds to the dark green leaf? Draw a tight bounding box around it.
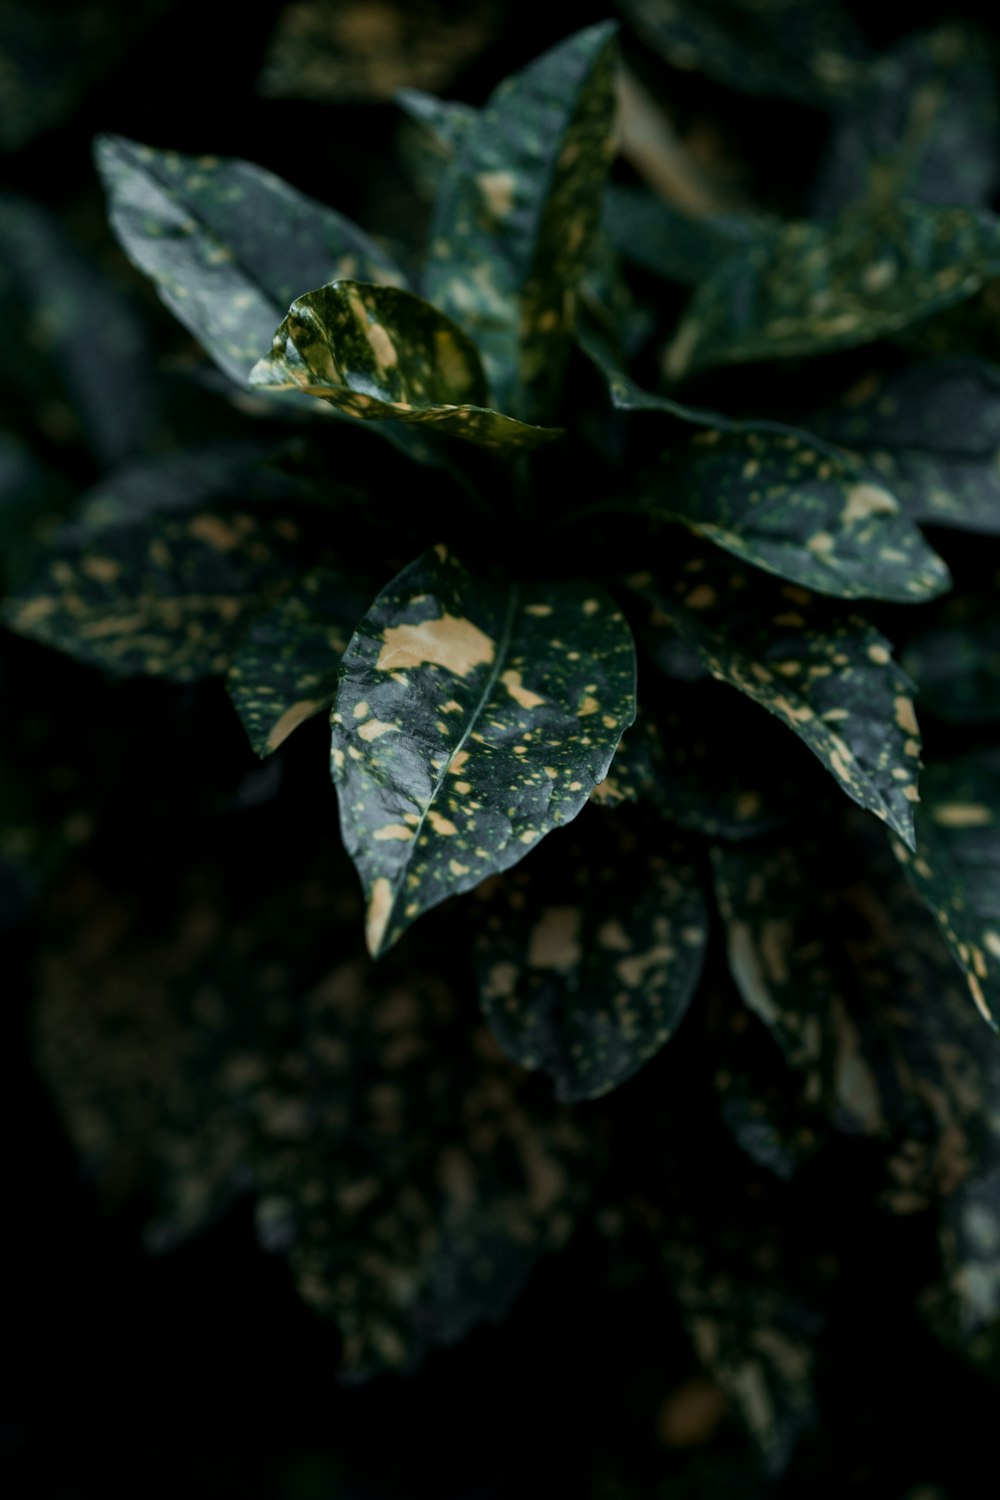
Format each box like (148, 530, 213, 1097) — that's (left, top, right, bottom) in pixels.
(814, 25, 1000, 219)
(903, 597, 1000, 725)
(331, 545, 637, 956)
(667, 201, 1000, 380)
(249, 280, 560, 450)
(2, 444, 324, 681)
(473, 808, 708, 1100)
(618, 0, 867, 107)
(396, 89, 478, 203)
(811, 358, 1000, 533)
(629, 549, 923, 845)
(713, 814, 992, 1208)
(640, 427, 950, 602)
(424, 22, 618, 421)
(0, 191, 156, 465)
(893, 752, 1000, 1030)
(226, 566, 374, 757)
(34, 839, 595, 1378)
(603, 184, 777, 286)
(95, 135, 406, 391)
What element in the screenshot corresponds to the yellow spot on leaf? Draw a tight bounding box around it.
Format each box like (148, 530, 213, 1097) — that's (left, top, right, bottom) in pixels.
(427, 810, 459, 836)
(366, 877, 394, 955)
(528, 907, 582, 970)
(377, 613, 495, 676)
(500, 669, 545, 709)
(931, 802, 992, 828)
(373, 824, 414, 842)
(843, 482, 898, 524)
(265, 698, 323, 752)
(894, 695, 919, 736)
(478, 170, 517, 217)
(358, 717, 397, 741)
(578, 695, 599, 716)
(525, 603, 553, 617)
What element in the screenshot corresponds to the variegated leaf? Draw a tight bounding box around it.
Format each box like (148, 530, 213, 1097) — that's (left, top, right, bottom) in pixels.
(618, 0, 867, 107)
(250, 280, 560, 450)
(629, 548, 923, 846)
(473, 808, 708, 1100)
(811, 357, 1000, 534)
(424, 22, 618, 421)
(226, 566, 375, 757)
(666, 201, 1000, 380)
(331, 545, 636, 956)
(2, 444, 325, 680)
(713, 813, 993, 1208)
(892, 752, 1000, 1030)
(95, 135, 406, 390)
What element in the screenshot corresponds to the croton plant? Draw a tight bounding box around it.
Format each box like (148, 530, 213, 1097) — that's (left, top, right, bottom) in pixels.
(8, 3, 1000, 1482)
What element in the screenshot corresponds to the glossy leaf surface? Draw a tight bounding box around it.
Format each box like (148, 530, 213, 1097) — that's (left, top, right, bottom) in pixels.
(95, 135, 406, 389)
(474, 808, 708, 1100)
(667, 201, 1000, 379)
(250, 280, 560, 450)
(424, 22, 618, 420)
(630, 552, 923, 846)
(331, 545, 636, 955)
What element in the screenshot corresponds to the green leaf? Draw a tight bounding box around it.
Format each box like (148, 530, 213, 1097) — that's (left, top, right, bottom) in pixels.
(903, 598, 1000, 725)
(331, 545, 637, 956)
(629, 549, 923, 846)
(618, 0, 867, 108)
(424, 22, 619, 421)
(226, 566, 375, 757)
(892, 752, 1000, 1030)
(811, 358, 1000, 533)
(33, 837, 595, 1378)
(603, 184, 777, 286)
(814, 25, 1000, 219)
(249, 280, 560, 450)
(0, 191, 156, 465)
(639, 427, 950, 602)
(95, 134, 406, 391)
(666, 201, 1000, 380)
(473, 808, 708, 1100)
(712, 814, 993, 1207)
(396, 89, 478, 203)
(2, 443, 326, 681)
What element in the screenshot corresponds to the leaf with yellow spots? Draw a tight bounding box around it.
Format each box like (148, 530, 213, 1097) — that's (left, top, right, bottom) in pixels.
(2, 444, 329, 681)
(893, 751, 1000, 1030)
(33, 836, 596, 1379)
(666, 200, 1000, 381)
(95, 135, 407, 393)
(618, 0, 867, 108)
(811, 357, 1000, 534)
(630, 548, 923, 846)
(639, 426, 950, 602)
(713, 813, 993, 1207)
(473, 807, 708, 1100)
(330, 545, 636, 956)
(813, 25, 1000, 219)
(424, 22, 619, 422)
(226, 566, 375, 757)
(250, 280, 561, 451)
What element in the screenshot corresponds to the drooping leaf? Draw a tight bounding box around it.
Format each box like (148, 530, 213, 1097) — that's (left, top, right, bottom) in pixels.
(95, 135, 406, 391)
(331, 545, 637, 956)
(226, 566, 375, 758)
(249, 280, 560, 450)
(892, 752, 1000, 1030)
(0, 191, 156, 465)
(666, 201, 1000, 380)
(473, 807, 708, 1101)
(814, 25, 1000, 219)
(424, 22, 619, 421)
(637, 426, 950, 602)
(2, 443, 327, 680)
(617, 0, 867, 108)
(712, 814, 993, 1208)
(629, 548, 923, 846)
(259, 0, 500, 103)
(811, 358, 1000, 534)
(33, 836, 596, 1379)
(903, 597, 1000, 725)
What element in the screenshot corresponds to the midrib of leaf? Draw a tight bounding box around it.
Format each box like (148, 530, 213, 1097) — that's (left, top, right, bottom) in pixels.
(376, 580, 520, 946)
